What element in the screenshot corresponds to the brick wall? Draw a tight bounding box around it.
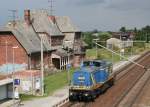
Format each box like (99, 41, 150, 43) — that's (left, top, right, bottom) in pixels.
(0, 32, 28, 71)
(51, 36, 64, 46)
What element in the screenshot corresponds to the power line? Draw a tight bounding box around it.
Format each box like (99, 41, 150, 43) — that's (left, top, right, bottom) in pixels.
(94, 42, 146, 69)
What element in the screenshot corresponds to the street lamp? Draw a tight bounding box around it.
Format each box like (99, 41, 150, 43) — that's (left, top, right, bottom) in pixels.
(5, 40, 8, 75)
(62, 40, 72, 85)
(66, 47, 71, 85)
(40, 35, 44, 96)
(12, 46, 19, 107)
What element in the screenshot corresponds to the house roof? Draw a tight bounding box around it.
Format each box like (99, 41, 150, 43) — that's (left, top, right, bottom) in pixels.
(55, 16, 80, 33)
(112, 32, 135, 40)
(0, 27, 11, 32)
(30, 10, 63, 36)
(107, 38, 121, 43)
(5, 21, 52, 54)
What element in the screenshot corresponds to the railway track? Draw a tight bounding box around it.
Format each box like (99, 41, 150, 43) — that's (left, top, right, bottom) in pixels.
(117, 68, 150, 107)
(131, 70, 150, 107)
(61, 51, 150, 107)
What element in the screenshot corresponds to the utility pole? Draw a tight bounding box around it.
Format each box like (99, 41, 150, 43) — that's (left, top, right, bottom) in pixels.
(5, 41, 8, 76)
(40, 35, 44, 96)
(67, 48, 70, 85)
(63, 40, 72, 86)
(12, 46, 18, 107)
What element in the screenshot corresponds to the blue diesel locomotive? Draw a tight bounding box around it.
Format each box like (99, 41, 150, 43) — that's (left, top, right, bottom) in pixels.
(69, 60, 115, 101)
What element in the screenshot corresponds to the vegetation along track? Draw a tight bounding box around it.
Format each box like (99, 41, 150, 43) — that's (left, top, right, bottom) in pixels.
(62, 51, 150, 107)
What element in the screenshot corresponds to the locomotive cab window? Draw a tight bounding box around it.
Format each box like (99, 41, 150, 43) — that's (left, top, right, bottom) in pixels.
(83, 61, 91, 66)
(93, 61, 101, 67)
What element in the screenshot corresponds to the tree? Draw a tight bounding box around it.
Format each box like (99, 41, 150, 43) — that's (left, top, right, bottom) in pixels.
(120, 27, 126, 32)
(92, 29, 99, 33)
(142, 25, 150, 33)
(134, 27, 137, 33)
(83, 32, 93, 48)
(98, 32, 112, 46)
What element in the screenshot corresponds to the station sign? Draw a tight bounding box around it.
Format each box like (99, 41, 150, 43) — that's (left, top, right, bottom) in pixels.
(66, 64, 71, 70)
(14, 79, 20, 85)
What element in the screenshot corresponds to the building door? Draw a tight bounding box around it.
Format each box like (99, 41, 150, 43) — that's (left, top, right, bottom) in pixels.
(0, 85, 7, 100)
(7, 83, 13, 98)
(52, 58, 60, 69)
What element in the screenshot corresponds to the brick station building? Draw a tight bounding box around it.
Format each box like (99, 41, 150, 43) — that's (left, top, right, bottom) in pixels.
(0, 9, 86, 73)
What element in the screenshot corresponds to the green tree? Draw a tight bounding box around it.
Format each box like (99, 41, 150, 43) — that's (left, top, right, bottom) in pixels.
(83, 32, 93, 48)
(98, 32, 112, 46)
(134, 27, 137, 33)
(120, 27, 126, 32)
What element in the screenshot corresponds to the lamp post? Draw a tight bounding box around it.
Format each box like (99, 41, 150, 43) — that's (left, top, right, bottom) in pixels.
(12, 46, 18, 107)
(63, 40, 72, 86)
(67, 47, 71, 85)
(40, 35, 44, 96)
(5, 40, 8, 75)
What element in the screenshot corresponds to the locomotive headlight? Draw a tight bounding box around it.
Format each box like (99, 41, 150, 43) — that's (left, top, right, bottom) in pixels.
(85, 93, 88, 96)
(70, 92, 73, 95)
(86, 86, 91, 89)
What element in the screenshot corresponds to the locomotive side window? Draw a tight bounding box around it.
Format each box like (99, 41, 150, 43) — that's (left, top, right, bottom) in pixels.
(83, 61, 90, 66)
(93, 61, 101, 67)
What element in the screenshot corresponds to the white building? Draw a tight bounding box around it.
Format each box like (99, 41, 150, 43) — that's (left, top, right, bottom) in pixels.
(107, 38, 133, 49)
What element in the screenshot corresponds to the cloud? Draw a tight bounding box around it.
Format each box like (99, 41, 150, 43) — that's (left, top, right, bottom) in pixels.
(107, 0, 150, 11)
(0, 0, 150, 31)
(68, 0, 150, 11)
(68, 0, 105, 6)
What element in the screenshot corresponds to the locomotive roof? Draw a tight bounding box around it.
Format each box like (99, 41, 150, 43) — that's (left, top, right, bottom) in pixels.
(75, 60, 112, 73)
(83, 60, 112, 66)
(83, 59, 112, 64)
(78, 66, 107, 73)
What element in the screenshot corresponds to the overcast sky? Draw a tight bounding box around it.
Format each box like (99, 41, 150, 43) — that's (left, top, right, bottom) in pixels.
(0, 0, 150, 31)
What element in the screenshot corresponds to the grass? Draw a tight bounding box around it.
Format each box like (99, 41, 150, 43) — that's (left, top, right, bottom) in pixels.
(86, 48, 123, 63)
(44, 68, 75, 96)
(85, 45, 149, 63)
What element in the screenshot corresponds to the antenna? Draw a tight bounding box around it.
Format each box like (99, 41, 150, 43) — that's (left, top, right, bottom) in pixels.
(48, 0, 55, 16)
(8, 9, 18, 26)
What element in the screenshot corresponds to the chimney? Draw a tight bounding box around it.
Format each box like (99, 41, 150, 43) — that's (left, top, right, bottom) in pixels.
(24, 10, 31, 25)
(49, 16, 56, 24)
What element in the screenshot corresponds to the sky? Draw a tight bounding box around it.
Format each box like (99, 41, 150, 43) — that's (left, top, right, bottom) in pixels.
(0, 0, 150, 31)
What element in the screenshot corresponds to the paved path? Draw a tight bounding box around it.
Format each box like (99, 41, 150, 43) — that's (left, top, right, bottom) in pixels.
(20, 87, 69, 107)
(9, 55, 140, 107)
